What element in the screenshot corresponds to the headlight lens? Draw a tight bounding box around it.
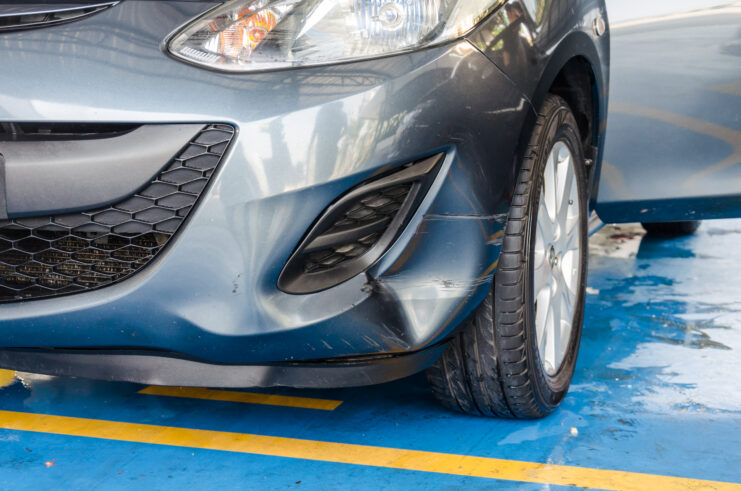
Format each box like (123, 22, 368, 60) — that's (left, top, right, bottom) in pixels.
(167, 0, 503, 72)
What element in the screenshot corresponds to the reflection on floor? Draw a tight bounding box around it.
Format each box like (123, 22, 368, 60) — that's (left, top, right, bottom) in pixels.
(1, 220, 740, 489)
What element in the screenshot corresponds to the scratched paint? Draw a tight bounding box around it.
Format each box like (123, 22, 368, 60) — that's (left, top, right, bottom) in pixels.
(0, 221, 740, 489)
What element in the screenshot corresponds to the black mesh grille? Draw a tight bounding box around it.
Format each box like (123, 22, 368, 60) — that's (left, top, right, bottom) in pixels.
(303, 184, 412, 273)
(0, 124, 234, 303)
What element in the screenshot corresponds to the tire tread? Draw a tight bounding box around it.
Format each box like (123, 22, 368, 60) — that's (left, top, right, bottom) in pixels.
(427, 94, 587, 419)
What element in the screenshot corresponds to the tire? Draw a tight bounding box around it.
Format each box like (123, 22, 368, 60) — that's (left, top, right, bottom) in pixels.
(641, 221, 700, 237)
(427, 94, 589, 418)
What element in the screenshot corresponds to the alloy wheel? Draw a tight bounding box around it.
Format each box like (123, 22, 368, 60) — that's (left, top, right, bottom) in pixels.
(533, 140, 582, 376)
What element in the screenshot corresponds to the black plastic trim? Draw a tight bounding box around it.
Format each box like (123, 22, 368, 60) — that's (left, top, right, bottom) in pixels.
(277, 153, 444, 294)
(0, 344, 448, 388)
(0, 122, 140, 141)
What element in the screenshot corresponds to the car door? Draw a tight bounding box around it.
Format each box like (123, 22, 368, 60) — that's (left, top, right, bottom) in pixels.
(596, 0, 741, 223)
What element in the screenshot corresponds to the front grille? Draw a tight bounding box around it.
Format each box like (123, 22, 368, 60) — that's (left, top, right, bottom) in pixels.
(0, 2, 117, 32)
(303, 184, 412, 273)
(0, 124, 234, 303)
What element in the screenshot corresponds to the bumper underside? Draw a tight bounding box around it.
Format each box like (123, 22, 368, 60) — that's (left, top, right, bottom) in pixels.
(0, 344, 447, 388)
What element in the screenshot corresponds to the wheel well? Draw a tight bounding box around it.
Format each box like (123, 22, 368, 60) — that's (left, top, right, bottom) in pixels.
(548, 57, 597, 160)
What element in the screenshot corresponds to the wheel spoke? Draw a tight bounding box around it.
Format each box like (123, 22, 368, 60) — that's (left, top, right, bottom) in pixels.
(560, 274, 575, 316)
(558, 284, 573, 363)
(552, 151, 561, 216)
(538, 193, 554, 243)
(563, 220, 580, 253)
(560, 248, 579, 292)
(558, 155, 574, 226)
(557, 140, 572, 163)
(547, 282, 562, 373)
(535, 284, 551, 354)
(541, 294, 553, 366)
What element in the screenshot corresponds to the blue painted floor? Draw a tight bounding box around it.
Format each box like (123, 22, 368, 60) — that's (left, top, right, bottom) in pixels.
(1, 220, 741, 489)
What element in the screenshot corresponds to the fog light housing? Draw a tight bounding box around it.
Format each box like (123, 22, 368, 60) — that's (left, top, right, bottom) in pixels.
(277, 153, 443, 294)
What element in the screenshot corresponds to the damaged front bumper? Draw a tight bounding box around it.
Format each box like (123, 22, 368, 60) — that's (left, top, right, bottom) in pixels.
(0, 1, 533, 384)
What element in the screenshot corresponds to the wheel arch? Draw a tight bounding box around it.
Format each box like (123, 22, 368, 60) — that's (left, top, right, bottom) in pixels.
(516, 31, 608, 208)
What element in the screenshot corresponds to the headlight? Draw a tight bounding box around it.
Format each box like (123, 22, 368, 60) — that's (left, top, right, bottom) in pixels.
(167, 0, 504, 72)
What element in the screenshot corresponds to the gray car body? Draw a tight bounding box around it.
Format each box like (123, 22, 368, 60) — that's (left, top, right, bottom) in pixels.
(0, 0, 732, 387)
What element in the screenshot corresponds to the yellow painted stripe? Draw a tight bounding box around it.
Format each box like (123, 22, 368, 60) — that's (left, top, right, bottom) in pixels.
(138, 386, 342, 411)
(0, 410, 738, 490)
(0, 369, 15, 389)
(481, 259, 499, 277)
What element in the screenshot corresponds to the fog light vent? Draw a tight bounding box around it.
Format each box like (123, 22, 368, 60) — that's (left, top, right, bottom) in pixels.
(303, 183, 413, 274)
(278, 153, 443, 294)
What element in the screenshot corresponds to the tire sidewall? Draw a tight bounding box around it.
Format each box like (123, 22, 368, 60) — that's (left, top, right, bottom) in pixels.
(525, 105, 589, 407)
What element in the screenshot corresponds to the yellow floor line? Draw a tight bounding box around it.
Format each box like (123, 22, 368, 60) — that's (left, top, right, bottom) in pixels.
(0, 410, 738, 490)
(138, 386, 342, 411)
(0, 370, 15, 389)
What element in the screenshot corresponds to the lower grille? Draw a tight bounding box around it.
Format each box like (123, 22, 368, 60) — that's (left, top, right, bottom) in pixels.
(0, 124, 234, 303)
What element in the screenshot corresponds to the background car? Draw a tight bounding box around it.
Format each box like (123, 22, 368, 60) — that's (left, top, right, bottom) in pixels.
(600, 0, 741, 235)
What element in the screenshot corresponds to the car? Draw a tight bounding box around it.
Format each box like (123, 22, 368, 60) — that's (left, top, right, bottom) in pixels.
(599, 0, 741, 237)
(0, 0, 737, 419)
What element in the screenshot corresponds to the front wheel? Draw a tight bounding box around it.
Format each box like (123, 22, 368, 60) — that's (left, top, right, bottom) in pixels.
(427, 94, 589, 418)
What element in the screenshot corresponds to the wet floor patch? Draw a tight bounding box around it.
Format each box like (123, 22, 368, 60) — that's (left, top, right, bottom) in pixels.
(1, 221, 740, 489)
